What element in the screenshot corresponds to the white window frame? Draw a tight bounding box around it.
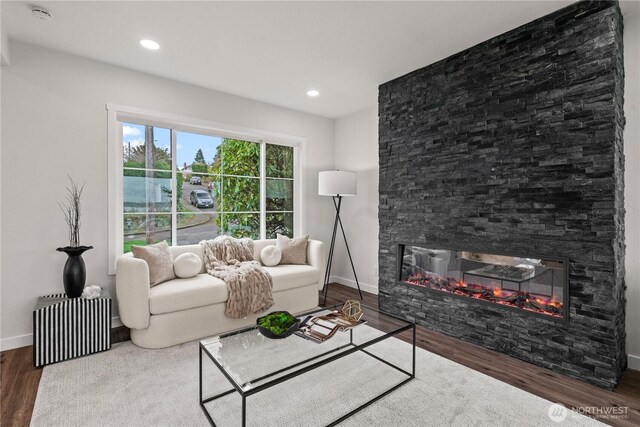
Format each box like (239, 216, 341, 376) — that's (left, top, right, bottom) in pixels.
(107, 103, 305, 275)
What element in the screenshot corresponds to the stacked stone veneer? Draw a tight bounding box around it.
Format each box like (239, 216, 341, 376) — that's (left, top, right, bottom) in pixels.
(378, 0, 626, 389)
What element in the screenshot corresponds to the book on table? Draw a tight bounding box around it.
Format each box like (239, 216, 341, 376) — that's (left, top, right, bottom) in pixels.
(295, 311, 366, 343)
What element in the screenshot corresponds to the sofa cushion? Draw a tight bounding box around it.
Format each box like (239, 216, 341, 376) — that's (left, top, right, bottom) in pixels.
(260, 245, 282, 266)
(131, 241, 176, 287)
(252, 239, 276, 263)
(264, 264, 319, 292)
(173, 253, 202, 278)
(168, 245, 206, 274)
(276, 234, 309, 264)
(149, 274, 228, 315)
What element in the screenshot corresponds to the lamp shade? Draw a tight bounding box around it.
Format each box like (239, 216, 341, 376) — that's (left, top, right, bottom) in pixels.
(318, 170, 356, 196)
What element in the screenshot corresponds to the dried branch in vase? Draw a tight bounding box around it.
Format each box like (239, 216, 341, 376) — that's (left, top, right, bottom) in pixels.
(59, 176, 85, 247)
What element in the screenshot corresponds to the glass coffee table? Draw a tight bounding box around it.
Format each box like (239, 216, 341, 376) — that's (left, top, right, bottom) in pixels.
(199, 304, 415, 426)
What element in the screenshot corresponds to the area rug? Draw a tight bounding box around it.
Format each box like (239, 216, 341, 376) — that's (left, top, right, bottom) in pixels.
(30, 328, 602, 427)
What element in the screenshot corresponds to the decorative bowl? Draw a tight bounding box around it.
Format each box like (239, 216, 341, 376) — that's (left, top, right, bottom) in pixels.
(256, 311, 300, 339)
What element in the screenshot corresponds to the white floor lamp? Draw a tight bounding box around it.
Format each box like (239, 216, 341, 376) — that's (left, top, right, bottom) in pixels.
(318, 170, 363, 304)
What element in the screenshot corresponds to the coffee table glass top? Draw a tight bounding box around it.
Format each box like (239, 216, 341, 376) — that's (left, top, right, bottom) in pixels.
(200, 304, 412, 393)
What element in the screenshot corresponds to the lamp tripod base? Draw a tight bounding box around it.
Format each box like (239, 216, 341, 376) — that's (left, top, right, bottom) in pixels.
(321, 195, 363, 305)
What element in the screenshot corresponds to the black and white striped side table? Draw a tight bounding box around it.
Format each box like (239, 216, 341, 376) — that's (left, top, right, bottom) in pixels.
(33, 289, 112, 367)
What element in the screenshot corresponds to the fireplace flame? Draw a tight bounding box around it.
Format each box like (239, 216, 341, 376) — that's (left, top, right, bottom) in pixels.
(402, 276, 563, 318)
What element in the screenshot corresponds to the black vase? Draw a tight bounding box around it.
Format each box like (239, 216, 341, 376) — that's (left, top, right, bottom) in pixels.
(56, 246, 93, 298)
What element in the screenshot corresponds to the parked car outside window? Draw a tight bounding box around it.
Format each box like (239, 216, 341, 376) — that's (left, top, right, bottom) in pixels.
(190, 190, 214, 208)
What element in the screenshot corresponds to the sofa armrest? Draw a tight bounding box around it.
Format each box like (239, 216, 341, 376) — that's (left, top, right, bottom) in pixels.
(306, 240, 326, 290)
(116, 255, 151, 329)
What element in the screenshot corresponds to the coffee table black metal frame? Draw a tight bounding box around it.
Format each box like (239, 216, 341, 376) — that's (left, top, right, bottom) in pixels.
(199, 304, 416, 426)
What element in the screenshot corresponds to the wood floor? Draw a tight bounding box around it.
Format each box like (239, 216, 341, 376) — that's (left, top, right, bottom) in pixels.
(2, 283, 639, 427)
(322, 284, 640, 427)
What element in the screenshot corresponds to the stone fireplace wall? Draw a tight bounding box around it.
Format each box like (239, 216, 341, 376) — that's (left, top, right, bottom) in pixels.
(378, 0, 626, 389)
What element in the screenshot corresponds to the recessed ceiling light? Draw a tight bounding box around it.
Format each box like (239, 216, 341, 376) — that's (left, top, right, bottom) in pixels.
(140, 39, 160, 50)
(307, 90, 320, 97)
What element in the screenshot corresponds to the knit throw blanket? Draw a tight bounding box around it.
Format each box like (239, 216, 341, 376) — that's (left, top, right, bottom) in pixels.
(200, 236, 274, 319)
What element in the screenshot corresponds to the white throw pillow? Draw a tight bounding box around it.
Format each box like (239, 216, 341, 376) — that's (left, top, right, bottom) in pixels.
(173, 253, 203, 278)
(260, 245, 282, 267)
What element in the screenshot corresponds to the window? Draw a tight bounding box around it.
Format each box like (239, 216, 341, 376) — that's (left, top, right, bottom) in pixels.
(265, 143, 295, 238)
(108, 105, 303, 272)
(122, 124, 173, 252)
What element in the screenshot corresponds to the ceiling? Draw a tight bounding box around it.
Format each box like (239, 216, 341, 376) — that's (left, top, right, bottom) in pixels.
(1, 1, 586, 118)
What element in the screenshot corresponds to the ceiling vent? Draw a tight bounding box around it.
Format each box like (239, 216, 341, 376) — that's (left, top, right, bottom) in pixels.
(31, 7, 53, 21)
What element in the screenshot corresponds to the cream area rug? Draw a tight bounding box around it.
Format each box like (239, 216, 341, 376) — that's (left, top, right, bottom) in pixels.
(30, 328, 602, 427)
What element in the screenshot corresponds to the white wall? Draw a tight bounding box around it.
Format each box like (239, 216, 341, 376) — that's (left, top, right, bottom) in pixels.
(0, 42, 335, 350)
(622, 0, 640, 371)
(330, 107, 379, 295)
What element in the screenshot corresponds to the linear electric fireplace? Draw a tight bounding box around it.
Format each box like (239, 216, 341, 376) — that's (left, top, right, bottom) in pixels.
(397, 244, 568, 321)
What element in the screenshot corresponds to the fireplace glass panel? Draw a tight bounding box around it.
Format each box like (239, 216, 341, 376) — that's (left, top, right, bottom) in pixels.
(398, 245, 566, 319)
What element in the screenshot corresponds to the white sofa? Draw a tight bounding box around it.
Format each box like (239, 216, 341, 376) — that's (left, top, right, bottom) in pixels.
(116, 239, 325, 348)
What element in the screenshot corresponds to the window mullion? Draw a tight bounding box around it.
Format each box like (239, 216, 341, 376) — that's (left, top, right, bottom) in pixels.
(260, 141, 267, 240)
(294, 144, 300, 237)
(171, 129, 177, 246)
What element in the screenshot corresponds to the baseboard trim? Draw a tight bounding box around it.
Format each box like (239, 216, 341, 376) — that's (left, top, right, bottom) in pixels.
(0, 316, 124, 352)
(628, 353, 640, 371)
(329, 275, 378, 295)
(0, 333, 33, 352)
(112, 316, 123, 328)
